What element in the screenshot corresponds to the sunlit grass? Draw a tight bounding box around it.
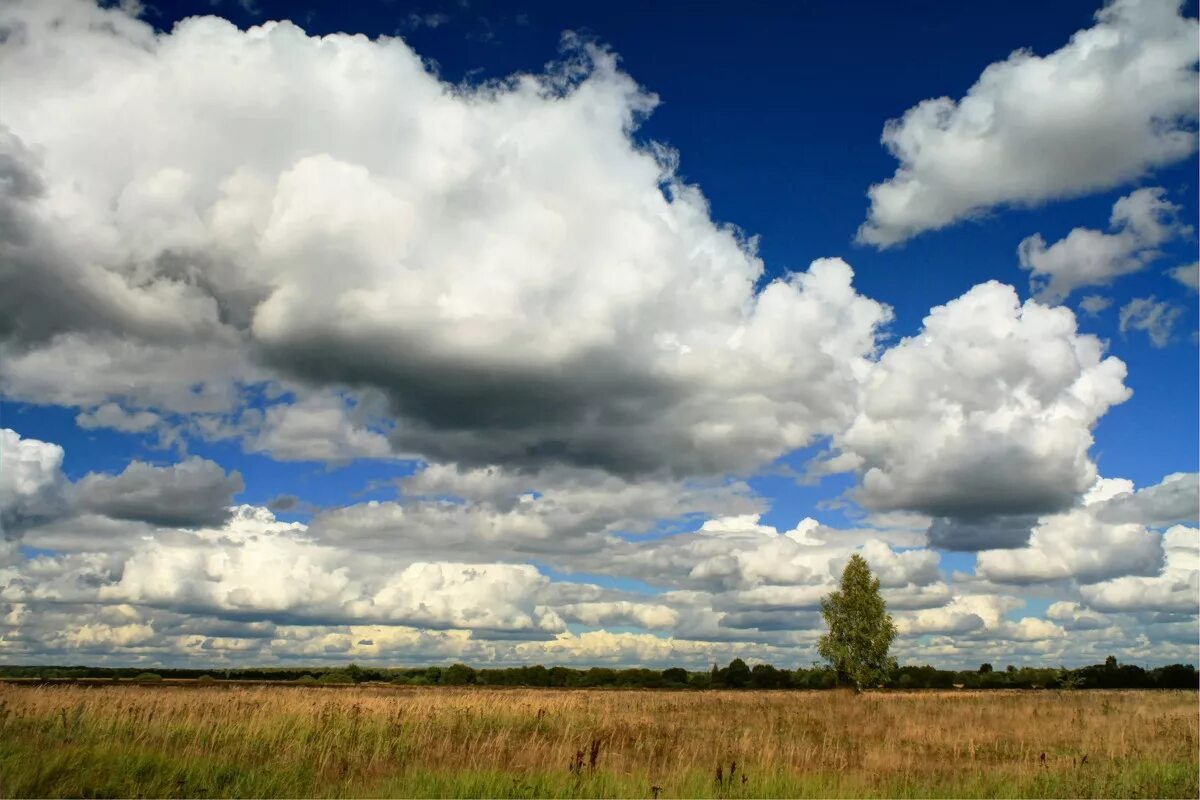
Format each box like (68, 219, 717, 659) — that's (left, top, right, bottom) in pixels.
(1, 684, 1195, 798)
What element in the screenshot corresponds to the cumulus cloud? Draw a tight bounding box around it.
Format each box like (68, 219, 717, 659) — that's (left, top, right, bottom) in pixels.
(1094, 472, 1198, 526)
(0, 428, 66, 534)
(75, 457, 244, 528)
(75, 403, 162, 434)
(1119, 296, 1184, 346)
(1018, 187, 1190, 303)
(1046, 601, 1112, 631)
(0, 0, 891, 477)
(248, 392, 393, 463)
(1080, 525, 1199, 613)
(825, 282, 1130, 544)
(858, 0, 1199, 246)
(975, 478, 1165, 585)
(310, 462, 761, 560)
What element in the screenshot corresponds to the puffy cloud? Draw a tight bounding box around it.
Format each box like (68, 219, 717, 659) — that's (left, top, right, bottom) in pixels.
(1080, 525, 1199, 613)
(0, 0, 891, 477)
(827, 282, 1130, 542)
(248, 392, 393, 463)
(1046, 601, 1112, 631)
(1018, 187, 1190, 303)
(858, 0, 1199, 246)
(557, 601, 680, 630)
(1119, 296, 1184, 347)
(96, 506, 367, 620)
(1094, 472, 1198, 526)
(0, 428, 66, 534)
(310, 463, 760, 560)
(0, 334, 253, 416)
(975, 478, 1164, 585)
(75, 403, 162, 434)
(371, 563, 564, 634)
(75, 457, 244, 528)
(896, 593, 1067, 642)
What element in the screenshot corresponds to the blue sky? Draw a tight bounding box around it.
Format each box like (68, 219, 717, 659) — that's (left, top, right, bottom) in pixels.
(0, 0, 1196, 668)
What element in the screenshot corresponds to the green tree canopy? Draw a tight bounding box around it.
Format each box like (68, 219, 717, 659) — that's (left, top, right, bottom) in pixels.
(818, 554, 896, 691)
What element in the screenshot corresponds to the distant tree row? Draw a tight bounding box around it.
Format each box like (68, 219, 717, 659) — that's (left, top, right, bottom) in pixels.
(2, 657, 1195, 690)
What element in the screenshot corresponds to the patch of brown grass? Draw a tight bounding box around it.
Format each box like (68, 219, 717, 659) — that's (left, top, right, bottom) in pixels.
(0, 684, 1195, 797)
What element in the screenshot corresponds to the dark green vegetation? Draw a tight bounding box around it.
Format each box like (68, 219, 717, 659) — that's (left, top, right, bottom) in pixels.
(1, 656, 1195, 690)
(818, 553, 898, 690)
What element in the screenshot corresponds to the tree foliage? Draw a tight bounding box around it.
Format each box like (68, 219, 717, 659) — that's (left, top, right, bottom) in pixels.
(818, 553, 897, 690)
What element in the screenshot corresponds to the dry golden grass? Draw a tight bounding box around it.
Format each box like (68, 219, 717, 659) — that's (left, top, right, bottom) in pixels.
(0, 683, 1196, 798)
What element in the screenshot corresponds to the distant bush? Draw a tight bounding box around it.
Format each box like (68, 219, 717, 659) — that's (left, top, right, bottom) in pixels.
(442, 663, 476, 685)
(317, 672, 354, 685)
(295, 675, 318, 685)
(196, 674, 216, 685)
(131, 672, 163, 683)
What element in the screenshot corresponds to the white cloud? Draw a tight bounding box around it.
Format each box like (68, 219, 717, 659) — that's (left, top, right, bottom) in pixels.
(1078, 295, 1113, 316)
(858, 0, 1199, 246)
(0, 0, 891, 477)
(975, 478, 1164, 584)
(371, 562, 564, 633)
(1094, 471, 1198, 526)
(1046, 600, 1112, 630)
(0, 428, 66, 533)
(75, 403, 162, 434)
(1080, 525, 1199, 612)
(1169, 262, 1199, 291)
(248, 392, 393, 463)
(1119, 296, 1184, 346)
(1018, 187, 1189, 303)
(827, 282, 1130, 537)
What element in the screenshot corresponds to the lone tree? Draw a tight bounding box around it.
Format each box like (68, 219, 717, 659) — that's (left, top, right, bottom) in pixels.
(818, 554, 896, 691)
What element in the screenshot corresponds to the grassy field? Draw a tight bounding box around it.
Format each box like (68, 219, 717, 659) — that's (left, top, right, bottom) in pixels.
(0, 684, 1196, 798)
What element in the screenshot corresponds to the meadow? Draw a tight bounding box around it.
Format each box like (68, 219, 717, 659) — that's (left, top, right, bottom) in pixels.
(0, 683, 1196, 799)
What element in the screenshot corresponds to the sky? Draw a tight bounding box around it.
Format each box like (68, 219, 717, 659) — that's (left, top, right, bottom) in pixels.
(0, 0, 1197, 670)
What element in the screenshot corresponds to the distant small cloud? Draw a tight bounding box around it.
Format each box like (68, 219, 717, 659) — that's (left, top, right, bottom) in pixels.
(1078, 295, 1113, 316)
(1169, 262, 1199, 291)
(1119, 296, 1184, 347)
(1018, 187, 1189, 304)
(268, 494, 299, 512)
(403, 12, 450, 31)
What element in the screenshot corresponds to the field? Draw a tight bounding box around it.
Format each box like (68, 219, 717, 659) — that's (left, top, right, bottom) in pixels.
(0, 684, 1196, 798)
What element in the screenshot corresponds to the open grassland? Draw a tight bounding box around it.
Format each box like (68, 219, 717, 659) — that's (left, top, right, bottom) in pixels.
(0, 684, 1196, 798)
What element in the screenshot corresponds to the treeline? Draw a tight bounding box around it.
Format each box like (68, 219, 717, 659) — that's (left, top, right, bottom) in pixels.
(1, 657, 1196, 689)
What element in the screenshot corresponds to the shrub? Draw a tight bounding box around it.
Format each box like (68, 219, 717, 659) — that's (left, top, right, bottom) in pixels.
(317, 672, 353, 685)
(132, 672, 163, 683)
(442, 663, 476, 685)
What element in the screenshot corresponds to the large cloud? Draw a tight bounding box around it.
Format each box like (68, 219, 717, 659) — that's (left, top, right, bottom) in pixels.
(0, 0, 891, 477)
(824, 282, 1130, 546)
(858, 0, 1199, 247)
